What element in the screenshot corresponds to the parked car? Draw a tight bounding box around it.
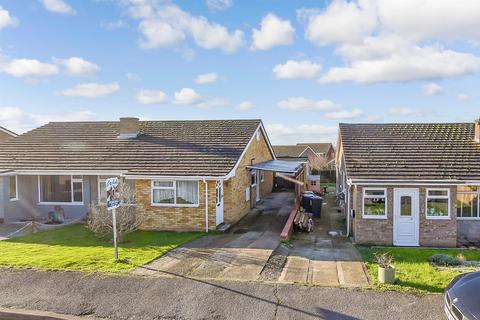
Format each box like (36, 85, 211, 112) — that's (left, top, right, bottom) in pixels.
(445, 271, 480, 320)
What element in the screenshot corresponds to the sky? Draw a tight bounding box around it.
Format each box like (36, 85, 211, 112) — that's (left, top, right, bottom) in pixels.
(0, 0, 479, 144)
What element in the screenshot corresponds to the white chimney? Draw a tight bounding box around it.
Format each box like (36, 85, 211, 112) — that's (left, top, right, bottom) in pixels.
(118, 117, 140, 139)
(475, 118, 480, 143)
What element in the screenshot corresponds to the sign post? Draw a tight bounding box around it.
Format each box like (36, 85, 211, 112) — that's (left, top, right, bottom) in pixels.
(106, 177, 121, 260)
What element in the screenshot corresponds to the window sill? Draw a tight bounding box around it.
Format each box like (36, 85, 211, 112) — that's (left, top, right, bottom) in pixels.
(362, 215, 388, 220)
(425, 216, 450, 220)
(456, 217, 480, 221)
(9, 198, 18, 202)
(38, 202, 85, 206)
(151, 203, 199, 208)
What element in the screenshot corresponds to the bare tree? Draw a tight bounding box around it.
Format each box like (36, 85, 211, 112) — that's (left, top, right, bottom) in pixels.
(87, 180, 143, 243)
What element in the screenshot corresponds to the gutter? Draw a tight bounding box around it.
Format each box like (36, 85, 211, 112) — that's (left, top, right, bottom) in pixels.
(350, 179, 480, 186)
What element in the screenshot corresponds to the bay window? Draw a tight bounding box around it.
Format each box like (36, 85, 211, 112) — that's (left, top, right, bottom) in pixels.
(151, 180, 199, 206)
(39, 175, 83, 204)
(362, 188, 387, 218)
(457, 186, 479, 219)
(426, 189, 450, 219)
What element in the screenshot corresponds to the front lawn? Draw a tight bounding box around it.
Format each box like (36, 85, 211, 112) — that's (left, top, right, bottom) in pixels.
(0, 224, 203, 273)
(358, 246, 480, 293)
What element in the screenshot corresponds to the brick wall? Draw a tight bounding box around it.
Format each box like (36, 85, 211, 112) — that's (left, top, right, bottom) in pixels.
(353, 185, 457, 247)
(223, 129, 274, 225)
(136, 179, 216, 231)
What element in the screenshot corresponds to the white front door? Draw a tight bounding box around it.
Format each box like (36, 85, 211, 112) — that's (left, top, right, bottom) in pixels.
(215, 180, 224, 226)
(393, 188, 419, 246)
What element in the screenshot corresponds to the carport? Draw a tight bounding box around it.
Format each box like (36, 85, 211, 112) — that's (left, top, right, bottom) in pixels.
(247, 160, 306, 202)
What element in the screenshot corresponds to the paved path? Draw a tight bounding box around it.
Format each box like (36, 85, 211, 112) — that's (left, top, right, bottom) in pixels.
(134, 192, 294, 281)
(277, 194, 370, 286)
(0, 269, 444, 320)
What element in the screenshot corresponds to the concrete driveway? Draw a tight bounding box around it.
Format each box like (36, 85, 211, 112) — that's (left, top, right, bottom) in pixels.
(135, 191, 294, 281)
(135, 192, 369, 288)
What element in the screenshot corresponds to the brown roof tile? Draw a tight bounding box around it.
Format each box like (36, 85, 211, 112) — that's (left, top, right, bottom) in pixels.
(339, 122, 480, 180)
(0, 120, 262, 176)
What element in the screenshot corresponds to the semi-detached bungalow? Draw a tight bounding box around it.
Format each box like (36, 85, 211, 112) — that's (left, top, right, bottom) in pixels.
(0, 118, 303, 230)
(337, 119, 480, 247)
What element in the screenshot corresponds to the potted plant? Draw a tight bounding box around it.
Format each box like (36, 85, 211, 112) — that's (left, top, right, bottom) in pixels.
(374, 252, 395, 284)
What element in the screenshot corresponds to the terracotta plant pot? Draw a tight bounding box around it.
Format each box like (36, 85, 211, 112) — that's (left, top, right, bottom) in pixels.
(378, 266, 395, 284)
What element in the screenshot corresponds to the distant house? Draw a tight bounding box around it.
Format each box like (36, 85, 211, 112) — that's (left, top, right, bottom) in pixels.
(0, 127, 17, 143)
(0, 118, 303, 230)
(336, 119, 480, 247)
(273, 143, 334, 193)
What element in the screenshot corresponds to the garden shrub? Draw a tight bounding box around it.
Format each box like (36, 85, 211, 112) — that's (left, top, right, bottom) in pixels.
(428, 254, 462, 267)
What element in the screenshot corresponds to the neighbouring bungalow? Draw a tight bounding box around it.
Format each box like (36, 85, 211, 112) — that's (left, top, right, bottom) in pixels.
(337, 119, 480, 247)
(0, 126, 17, 143)
(0, 118, 304, 230)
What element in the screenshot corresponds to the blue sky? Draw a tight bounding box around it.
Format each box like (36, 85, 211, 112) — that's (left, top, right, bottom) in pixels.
(0, 0, 479, 144)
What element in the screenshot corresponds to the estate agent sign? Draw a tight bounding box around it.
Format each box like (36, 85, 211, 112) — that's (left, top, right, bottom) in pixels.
(105, 177, 120, 259)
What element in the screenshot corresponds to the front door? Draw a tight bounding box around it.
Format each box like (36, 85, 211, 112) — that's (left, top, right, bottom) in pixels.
(393, 188, 419, 246)
(215, 180, 224, 226)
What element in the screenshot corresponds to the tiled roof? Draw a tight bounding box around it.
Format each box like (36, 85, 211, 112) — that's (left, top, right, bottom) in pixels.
(0, 120, 262, 176)
(296, 143, 332, 154)
(339, 122, 480, 180)
(0, 126, 17, 137)
(273, 145, 308, 158)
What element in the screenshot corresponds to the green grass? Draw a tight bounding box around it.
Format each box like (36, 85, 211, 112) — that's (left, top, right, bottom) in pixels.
(358, 246, 480, 293)
(0, 224, 203, 273)
(320, 182, 336, 189)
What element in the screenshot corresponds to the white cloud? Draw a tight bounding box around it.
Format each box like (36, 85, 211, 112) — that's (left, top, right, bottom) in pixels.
(0, 58, 59, 77)
(126, 73, 142, 82)
(236, 101, 254, 111)
(266, 123, 337, 144)
(58, 82, 119, 98)
(137, 89, 168, 105)
(457, 93, 470, 101)
(277, 97, 340, 111)
(126, 1, 244, 53)
(423, 82, 443, 96)
(0, 6, 19, 30)
(195, 72, 219, 84)
(0, 106, 96, 133)
(206, 0, 233, 12)
(173, 88, 203, 105)
(325, 108, 363, 119)
(39, 0, 76, 15)
(388, 107, 425, 117)
(55, 57, 100, 76)
(299, 0, 480, 83)
(251, 13, 294, 50)
(320, 44, 480, 83)
(101, 20, 127, 30)
(273, 60, 321, 80)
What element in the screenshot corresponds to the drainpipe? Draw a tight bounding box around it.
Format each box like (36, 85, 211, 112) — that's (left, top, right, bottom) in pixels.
(203, 178, 209, 233)
(346, 180, 353, 237)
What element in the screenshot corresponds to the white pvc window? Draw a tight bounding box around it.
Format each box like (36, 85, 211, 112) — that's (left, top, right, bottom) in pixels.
(457, 186, 479, 219)
(362, 188, 387, 219)
(426, 188, 450, 219)
(151, 180, 199, 206)
(97, 176, 108, 204)
(38, 175, 83, 205)
(9, 176, 18, 201)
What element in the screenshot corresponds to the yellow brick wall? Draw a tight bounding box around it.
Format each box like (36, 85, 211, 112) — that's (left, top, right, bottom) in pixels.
(223, 129, 274, 225)
(136, 179, 216, 231)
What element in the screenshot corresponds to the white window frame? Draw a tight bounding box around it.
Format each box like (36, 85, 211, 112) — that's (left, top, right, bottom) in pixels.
(425, 188, 451, 220)
(151, 180, 199, 207)
(251, 171, 257, 187)
(98, 176, 107, 204)
(457, 187, 480, 220)
(362, 188, 388, 219)
(9, 175, 18, 201)
(37, 175, 84, 206)
(260, 170, 265, 183)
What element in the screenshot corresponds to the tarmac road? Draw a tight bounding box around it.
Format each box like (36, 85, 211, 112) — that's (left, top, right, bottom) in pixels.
(0, 269, 444, 320)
